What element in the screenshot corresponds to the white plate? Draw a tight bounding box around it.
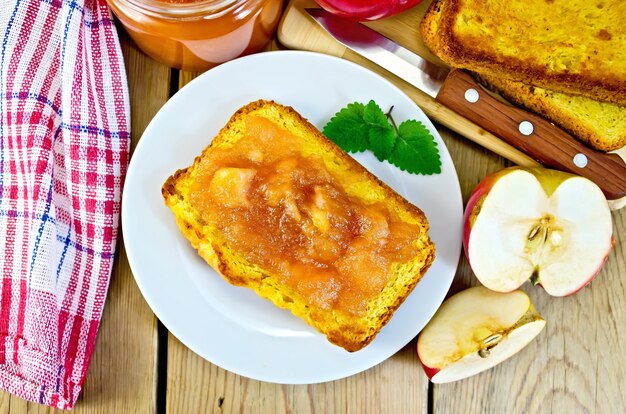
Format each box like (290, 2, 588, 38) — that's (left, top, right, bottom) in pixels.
(122, 51, 463, 384)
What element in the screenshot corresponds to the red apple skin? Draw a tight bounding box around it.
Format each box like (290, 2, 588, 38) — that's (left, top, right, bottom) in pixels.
(313, 0, 423, 21)
(416, 344, 440, 380)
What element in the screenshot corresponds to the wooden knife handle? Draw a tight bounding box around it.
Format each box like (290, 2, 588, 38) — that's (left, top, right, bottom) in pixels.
(435, 69, 626, 200)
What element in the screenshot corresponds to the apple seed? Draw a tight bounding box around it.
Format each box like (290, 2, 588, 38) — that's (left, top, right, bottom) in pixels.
(478, 333, 504, 358)
(527, 224, 541, 241)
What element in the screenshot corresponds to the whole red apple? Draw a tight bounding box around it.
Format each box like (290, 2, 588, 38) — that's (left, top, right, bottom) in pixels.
(313, 0, 423, 21)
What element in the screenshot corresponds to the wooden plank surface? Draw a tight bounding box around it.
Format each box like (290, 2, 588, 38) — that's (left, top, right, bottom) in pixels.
(167, 333, 427, 414)
(0, 31, 170, 413)
(4, 4, 624, 413)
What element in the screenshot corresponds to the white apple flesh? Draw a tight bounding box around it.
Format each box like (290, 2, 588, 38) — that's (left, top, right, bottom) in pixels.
(417, 286, 545, 383)
(464, 167, 613, 297)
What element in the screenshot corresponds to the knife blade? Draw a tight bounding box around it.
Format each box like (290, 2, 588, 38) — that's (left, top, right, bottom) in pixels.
(306, 8, 626, 200)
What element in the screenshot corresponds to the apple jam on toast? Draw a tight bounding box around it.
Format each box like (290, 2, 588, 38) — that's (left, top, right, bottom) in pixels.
(162, 100, 435, 352)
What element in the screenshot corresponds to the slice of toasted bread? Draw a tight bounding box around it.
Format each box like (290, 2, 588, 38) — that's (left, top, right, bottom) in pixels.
(421, 0, 626, 106)
(162, 100, 435, 352)
(479, 74, 626, 152)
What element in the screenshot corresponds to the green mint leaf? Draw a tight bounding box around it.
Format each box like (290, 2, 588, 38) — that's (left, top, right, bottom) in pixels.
(362, 100, 389, 128)
(363, 100, 396, 161)
(369, 127, 396, 161)
(388, 120, 441, 175)
(323, 100, 442, 176)
(322, 102, 369, 153)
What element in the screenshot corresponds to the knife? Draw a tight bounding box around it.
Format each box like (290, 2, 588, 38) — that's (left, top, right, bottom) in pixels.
(306, 8, 626, 200)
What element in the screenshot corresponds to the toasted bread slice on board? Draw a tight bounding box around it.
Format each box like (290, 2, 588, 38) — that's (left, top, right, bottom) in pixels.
(421, 0, 626, 106)
(479, 74, 626, 152)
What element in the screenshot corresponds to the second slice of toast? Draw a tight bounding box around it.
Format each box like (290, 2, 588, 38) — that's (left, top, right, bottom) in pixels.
(420, 0, 626, 106)
(479, 74, 626, 152)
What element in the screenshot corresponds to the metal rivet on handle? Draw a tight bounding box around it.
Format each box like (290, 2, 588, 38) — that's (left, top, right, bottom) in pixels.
(464, 88, 479, 103)
(519, 121, 534, 136)
(573, 153, 588, 168)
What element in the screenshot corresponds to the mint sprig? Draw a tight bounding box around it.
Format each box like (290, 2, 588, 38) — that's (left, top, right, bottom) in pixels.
(323, 100, 441, 175)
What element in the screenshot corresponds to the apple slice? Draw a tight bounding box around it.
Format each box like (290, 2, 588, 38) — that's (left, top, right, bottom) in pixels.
(417, 286, 545, 383)
(464, 167, 613, 297)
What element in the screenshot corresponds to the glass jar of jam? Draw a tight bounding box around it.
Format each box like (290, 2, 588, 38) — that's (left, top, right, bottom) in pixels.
(108, 0, 283, 72)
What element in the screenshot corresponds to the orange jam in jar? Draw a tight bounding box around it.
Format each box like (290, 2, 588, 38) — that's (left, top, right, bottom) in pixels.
(107, 0, 283, 71)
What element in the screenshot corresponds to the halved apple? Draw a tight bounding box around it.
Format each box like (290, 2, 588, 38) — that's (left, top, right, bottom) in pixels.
(464, 167, 613, 297)
(417, 286, 545, 383)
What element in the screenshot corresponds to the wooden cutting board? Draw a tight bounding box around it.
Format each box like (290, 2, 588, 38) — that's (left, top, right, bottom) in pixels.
(277, 0, 540, 167)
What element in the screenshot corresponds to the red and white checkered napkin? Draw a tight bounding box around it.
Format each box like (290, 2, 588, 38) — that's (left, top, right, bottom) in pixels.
(0, 0, 130, 408)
